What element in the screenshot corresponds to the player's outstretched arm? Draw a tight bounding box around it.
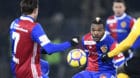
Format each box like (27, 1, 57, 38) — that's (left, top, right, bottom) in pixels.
(42, 36, 79, 54)
(32, 23, 79, 54)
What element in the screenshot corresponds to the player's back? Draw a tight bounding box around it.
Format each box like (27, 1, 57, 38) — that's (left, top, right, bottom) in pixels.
(10, 16, 41, 78)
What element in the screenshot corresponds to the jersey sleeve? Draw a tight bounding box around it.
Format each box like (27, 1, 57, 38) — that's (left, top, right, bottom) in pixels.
(108, 18, 140, 57)
(31, 23, 71, 54)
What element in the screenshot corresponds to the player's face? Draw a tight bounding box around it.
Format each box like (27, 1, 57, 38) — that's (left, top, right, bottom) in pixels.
(91, 24, 105, 41)
(113, 2, 126, 17)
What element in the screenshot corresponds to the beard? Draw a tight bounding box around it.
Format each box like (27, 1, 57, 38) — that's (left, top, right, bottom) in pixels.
(92, 36, 101, 42)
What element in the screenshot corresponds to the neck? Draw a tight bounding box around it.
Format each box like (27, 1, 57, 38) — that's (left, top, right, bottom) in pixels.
(27, 13, 36, 21)
(27, 14, 35, 19)
(21, 14, 36, 22)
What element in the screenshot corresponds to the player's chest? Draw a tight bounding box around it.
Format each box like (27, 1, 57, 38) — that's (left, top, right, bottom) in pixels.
(84, 41, 110, 55)
(108, 20, 130, 33)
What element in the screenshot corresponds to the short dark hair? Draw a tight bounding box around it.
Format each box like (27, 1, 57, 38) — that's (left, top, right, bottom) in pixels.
(20, 0, 38, 15)
(91, 17, 105, 28)
(113, 0, 126, 5)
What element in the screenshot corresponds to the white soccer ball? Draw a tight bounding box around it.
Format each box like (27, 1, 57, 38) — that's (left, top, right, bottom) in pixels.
(67, 49, 87, 67)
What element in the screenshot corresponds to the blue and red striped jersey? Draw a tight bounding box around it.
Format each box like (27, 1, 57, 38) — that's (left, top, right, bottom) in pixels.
(81, 33, 124, 72)
(106, 13, 135, 43)
(9, 15, 71, 78)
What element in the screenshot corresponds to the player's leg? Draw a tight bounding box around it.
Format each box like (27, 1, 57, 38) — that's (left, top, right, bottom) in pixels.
(73, 70, 96, 78)
(116, 50, 134, 78)
(117, 43, 140, 78)
(40, 59, 49, 78)
(116, 63, 129, 78)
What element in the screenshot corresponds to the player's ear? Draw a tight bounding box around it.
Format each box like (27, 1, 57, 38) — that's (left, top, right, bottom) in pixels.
(33, 8, 38, 14)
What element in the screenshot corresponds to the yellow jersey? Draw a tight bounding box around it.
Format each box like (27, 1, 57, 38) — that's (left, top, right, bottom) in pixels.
(108, 18, 140, 57)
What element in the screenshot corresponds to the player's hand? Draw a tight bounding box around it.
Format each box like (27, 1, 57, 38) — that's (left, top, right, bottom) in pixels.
(101, 53, 111, 62)
(70, 36, 80, 47)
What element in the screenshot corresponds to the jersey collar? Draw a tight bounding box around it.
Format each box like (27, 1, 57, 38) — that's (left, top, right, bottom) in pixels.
(20, 15, 35, 23)
(114, 13, 126, 20)
(100, 32, 107, 41)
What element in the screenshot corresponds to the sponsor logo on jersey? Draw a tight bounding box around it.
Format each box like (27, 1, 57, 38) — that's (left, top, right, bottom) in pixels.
(121, 21, 127, 28)
(111, 29, 127, 33)
(100, 45, 108, 53)
(84, 41, 96, 45)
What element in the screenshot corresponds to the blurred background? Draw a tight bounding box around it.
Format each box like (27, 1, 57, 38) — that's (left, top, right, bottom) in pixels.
(0, 0, 140, 78)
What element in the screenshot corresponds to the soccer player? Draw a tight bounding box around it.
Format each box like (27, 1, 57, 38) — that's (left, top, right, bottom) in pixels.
(9, 0, 79, 78)
(106, 0, 135, 58)
(102, 18, 140, 78)
(106, 0, 135, 43)
(73, 17, 124, 78)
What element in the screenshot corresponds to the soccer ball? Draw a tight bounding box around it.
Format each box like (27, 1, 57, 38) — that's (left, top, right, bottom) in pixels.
(67, 49, 87, 67)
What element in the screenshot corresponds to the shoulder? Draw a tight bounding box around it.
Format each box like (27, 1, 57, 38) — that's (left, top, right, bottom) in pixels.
(32, 23, 43, 31)
(125, 14, 135, 21)
(34, 23, 42, 27)
(12, 18, 20, 23)
(106, 15, 116, 24)
(10, 18, 20, 29)
(11, 18, 21, 25)
(107, 35, 114, 40)
(104, 34, 115, 43)
(83, 33, 92, 40)
(107, 15, 115, 20)
(31, 22, 42, 29)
